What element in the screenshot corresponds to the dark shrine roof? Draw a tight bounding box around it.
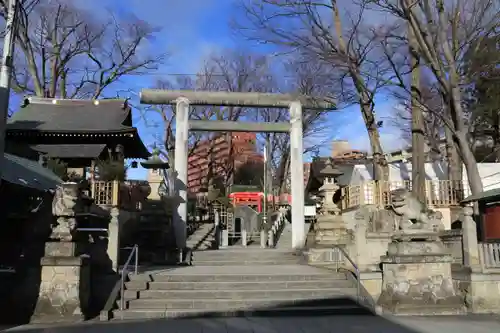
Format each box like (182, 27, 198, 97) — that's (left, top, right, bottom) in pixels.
(6, 97, 151, 159)
(3, 153, 62, 191)
(7, 97, 134, 132)
(31, 144, 107, 159)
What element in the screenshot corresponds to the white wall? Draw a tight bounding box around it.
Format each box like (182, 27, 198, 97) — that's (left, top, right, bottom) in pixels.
(348, 162, 500, 194)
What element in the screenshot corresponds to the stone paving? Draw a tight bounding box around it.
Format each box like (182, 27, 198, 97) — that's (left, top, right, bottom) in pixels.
(3, 314, 500, 333)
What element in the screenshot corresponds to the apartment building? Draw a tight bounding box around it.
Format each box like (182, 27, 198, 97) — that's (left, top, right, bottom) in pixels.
(187, 133, 263, 193)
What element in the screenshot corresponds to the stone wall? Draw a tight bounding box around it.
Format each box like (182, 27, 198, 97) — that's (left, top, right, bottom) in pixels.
(452, 269, 500, 314)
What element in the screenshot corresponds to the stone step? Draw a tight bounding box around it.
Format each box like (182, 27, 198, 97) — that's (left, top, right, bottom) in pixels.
(192, 249, 301, 259)
(191, 254, 302, 262)
(187, 237, 214, 243)
(111, 304, 370, 320)
(129, 272, 346, 283)
(125, 279, 352, 291)
(124, 287, 357, 300)
(126, 294, 359, 310)
(190, 259, 301, 266)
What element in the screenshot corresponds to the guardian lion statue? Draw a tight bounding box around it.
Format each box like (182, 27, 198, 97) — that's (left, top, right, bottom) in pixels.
(390, 188, 444, 232)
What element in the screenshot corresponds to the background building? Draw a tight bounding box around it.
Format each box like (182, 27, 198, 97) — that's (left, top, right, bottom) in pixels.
(331, 140, 367, 160)
(187, 133, 263, 193)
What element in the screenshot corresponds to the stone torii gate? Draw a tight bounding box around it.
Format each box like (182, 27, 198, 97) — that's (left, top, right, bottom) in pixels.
(140, 90, 333, 250)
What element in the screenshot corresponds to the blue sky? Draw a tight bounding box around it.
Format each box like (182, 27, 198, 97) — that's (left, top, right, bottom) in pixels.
(33, 0, 406, 179)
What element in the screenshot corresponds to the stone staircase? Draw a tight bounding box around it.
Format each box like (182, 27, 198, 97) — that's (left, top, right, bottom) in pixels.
(186, 224, 216, 250)
(108, 248, 370, 320)
(275, 221, 312, 249)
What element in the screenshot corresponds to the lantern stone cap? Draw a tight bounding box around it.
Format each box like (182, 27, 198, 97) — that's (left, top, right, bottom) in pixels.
(319, 158, 343, 177)
(140, 147, 170, 170)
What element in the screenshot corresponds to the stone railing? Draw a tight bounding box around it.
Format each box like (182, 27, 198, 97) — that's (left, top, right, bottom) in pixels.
(341, 180, 469, 210)
(267, 208, 288, 247)
(478, 243, 500, 272)
(90, 180, 150, 211)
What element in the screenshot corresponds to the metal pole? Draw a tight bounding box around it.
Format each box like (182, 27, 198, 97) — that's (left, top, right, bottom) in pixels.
(0, 0, 18, 184)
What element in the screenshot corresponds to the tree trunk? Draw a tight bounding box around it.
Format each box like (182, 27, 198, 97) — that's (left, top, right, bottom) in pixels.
(455, 130, 483, 195)
(166, 150, 176, 197)
(331, 2, 387, 181)
(225, 132, 234, 191)
(409, 24, 426, 204)
(361, 101, 388, 181)
(449, 81, 483, 195)
(279, 153, 291, 195)
(492, 112, 500, 162)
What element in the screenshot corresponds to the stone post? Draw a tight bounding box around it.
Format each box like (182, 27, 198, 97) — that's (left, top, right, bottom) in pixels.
(107, 207, 120, 272)
(461, 206, 481, 271)
(214, 208, 221, 249)
(354, 216, 368, 272)
(174, 97, 189, 250)
(289, 101, 305, 249)
(221, 229, 229, 248)
(268, 230, 274, 247)
(241, 230, 248, 247)
(260, 229, 267, 248)
(32, 183, 90, 323)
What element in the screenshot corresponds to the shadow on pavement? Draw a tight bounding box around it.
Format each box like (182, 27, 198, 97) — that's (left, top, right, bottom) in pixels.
(0, 297, 429, 333)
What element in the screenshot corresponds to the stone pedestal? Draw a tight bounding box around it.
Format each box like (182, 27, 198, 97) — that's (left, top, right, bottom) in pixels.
(31, 242, 90, 323)
(377, 232, 466, 315)
(314, 215, 351, 246)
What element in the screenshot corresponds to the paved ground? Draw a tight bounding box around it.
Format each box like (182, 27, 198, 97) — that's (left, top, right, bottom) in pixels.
(2, 315, 500, 333)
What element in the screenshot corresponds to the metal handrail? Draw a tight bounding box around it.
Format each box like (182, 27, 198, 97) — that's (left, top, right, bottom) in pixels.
(332, 245, 361, 304)
(119, 244, 139, 311)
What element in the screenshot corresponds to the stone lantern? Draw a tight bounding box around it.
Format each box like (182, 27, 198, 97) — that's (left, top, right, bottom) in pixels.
(313, 158, 351, 247)
(141, 146, 170, 199)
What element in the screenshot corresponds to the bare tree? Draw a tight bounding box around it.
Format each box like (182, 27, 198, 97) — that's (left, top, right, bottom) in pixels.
(373, 0, 499, 194)
(391, 76, 466, 184)
(235, 0, 406, 181)
(202, 50, 273, 190)
(255, 57, 338, 194)
(1, 0, 166, 99)
(391, 77, 444, 156)
(144, 50, 274, 194)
